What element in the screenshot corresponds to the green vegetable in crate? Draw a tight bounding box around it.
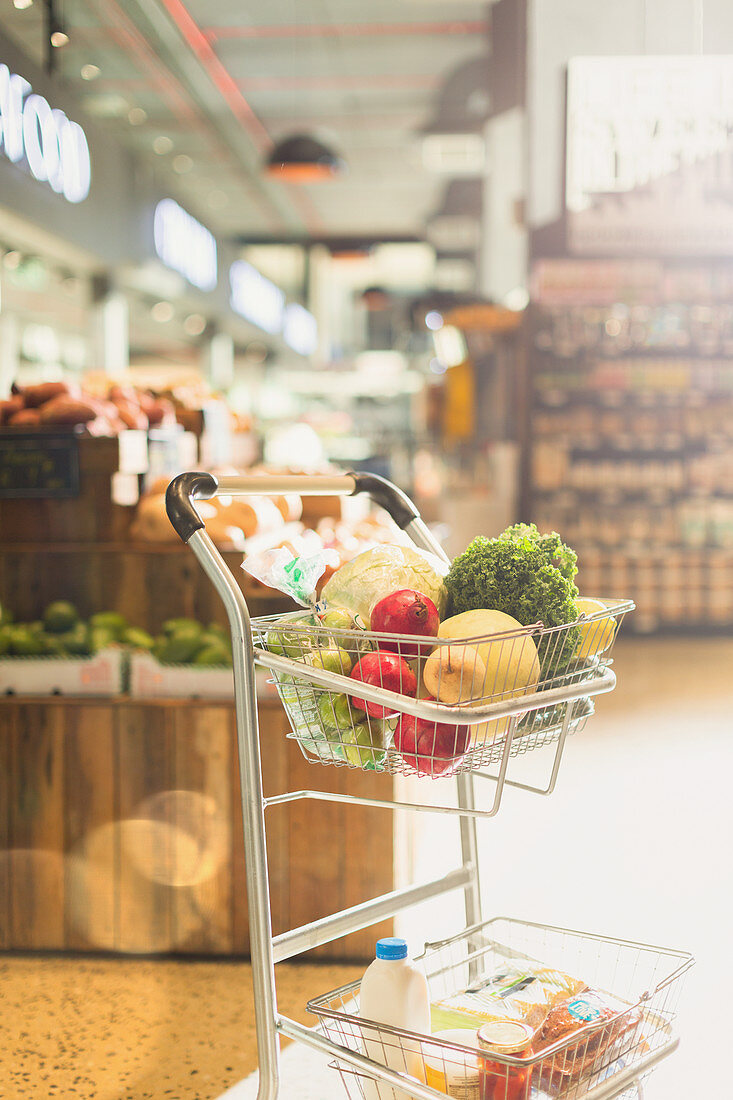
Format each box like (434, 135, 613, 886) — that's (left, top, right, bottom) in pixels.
(43, 600, 79, 634)
(122, 626, 155, 651)
(58, 622, 91, 655)
(444, 525, 580, 677)
(161, 617, 201, 637)
(194, 643, 232, 667)
(155, 628, 203, 663)
(7, 625, 45, 656)
(89, 625, 116, 653)
(0, 602, 11, 624)
(341, 722, 386, 770)
(89, 611, 127, 638)
(0, 626, 10, 656)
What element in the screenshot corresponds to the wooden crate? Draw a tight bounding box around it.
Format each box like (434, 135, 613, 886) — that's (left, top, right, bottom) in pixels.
(0, 542, 291, 633)
(0, 695, 394, 959)
(0, 434, 144, 543)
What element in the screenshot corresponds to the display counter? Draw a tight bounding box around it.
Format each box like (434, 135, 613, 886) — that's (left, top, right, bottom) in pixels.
(0, 694, 393, 959)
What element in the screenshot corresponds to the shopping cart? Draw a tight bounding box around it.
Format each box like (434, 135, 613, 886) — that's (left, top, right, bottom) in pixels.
(166, 470, 689, 1100)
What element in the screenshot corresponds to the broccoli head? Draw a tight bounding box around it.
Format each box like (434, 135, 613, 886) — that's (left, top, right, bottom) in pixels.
(445, 531, 580, 678)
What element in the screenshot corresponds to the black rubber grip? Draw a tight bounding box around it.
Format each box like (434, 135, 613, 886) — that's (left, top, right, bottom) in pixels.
(165, 471, 219, 544)
(349, 471, 420, 529)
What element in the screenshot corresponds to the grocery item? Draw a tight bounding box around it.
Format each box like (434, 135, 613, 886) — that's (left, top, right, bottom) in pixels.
(444, 526, 579, 676)
(476, 1020, 534, 1100)
(422, 645, 487, 705)
(574, 598, 616, 659)
(370, 589, 440, 658)
(350, 651, 417, 718)
(359, 938, 430, 1100)
(422, 1031, 482, 1099)
(533, 989, 642, 1078)
(321, 544, 448, 624)
(392, 708, 469, 777)
(435, 611, 540, 745)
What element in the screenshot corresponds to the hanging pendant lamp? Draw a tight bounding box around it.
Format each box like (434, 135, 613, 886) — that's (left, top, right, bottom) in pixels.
(265, 134, 345, 182)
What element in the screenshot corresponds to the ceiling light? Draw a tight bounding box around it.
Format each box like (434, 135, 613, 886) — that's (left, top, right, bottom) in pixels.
(50, 29, 69, 48)
(265, 134, 345, 182)
(172, 154, 193, 174)
(80, 64, 100, 81)
(128, 107, 147, 126)
(13, 0, 34, 10)
(151, 301, 174, 322)
(183, 313, 206, 336)
(153, 136, 173, 155)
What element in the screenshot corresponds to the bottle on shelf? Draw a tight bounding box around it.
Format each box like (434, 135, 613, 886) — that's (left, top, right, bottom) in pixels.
(359, 937, 431, 1100)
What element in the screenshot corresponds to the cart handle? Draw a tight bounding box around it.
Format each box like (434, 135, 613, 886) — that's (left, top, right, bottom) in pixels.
(166, 469, 442, 557)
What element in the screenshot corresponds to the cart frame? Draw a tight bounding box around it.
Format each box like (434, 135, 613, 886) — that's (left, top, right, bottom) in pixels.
(166, 471, 672, 1100)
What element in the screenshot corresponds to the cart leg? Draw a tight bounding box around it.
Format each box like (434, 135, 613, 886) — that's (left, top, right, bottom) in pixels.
(188, 531, 281, 1099)
(455, 772, 482, 928)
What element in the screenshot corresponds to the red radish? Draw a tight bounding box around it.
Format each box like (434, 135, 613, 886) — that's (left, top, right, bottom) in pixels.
(350, 650, 417, 717)
(393, 702, 469, 777)
(370, 589, 440, 658)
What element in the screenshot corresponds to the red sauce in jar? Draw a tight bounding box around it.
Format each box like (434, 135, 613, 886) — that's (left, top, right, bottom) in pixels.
(477, 1020, 534, 1100)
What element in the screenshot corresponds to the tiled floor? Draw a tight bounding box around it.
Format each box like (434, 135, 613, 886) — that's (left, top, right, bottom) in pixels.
(1, 638, 728, 1099)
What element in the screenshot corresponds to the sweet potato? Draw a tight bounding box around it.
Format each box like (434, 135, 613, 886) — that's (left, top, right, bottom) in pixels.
(0, 396, 24, 424)
(8, 408, 41, 426)
(22, 381, 71, 408)
(38, 395, 97, 425)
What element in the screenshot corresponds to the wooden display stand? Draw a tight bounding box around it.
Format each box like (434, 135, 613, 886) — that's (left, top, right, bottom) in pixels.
(0, 695, 393, 959)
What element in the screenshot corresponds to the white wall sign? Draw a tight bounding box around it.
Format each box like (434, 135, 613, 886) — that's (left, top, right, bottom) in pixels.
(229, 260, 285, 334)
(566, 56, 733, 254)
(283, 302, 318, 355)
(154, 198, 218, 292)
(0, 62, 91, 203)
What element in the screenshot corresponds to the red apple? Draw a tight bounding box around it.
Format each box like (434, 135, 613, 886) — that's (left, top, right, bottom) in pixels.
(349, 650, 417, 717)
(393, 702, 469, 777)
(370, 589, 440, 659)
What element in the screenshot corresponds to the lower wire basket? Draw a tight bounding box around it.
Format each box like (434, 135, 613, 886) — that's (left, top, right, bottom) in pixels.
(307, 917, 693, 1100)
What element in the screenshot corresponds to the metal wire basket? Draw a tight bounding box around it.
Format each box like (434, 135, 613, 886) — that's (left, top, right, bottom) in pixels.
(308, 916, 693, 1100)
(252, 598, 633, 778)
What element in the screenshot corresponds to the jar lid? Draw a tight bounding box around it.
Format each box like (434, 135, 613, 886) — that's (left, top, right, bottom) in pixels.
(477, 1020, 534, 1054)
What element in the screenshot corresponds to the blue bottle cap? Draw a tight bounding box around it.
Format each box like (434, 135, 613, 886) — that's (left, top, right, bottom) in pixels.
(375, 937, 408, 960)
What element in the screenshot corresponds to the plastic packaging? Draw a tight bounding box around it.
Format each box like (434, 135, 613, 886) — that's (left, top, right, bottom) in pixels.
(241, 546, 338, 608)
(359, 938, 430, 1100)
(321, 544, 448, 624)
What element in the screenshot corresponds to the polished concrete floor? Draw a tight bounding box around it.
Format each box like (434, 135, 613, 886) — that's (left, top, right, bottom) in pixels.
(0, 638, 728, 1099)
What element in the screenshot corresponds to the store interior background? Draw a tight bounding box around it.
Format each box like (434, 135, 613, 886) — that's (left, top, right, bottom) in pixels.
(0, 2, 731, 1099)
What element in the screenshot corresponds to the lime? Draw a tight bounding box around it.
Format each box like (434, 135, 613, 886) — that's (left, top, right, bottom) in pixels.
(156, 633, 203, 663)
(161, 617, 202, 637)
(194, 643, 232, 667)
(58, 622, 91, 656)
(89, 625, 116, 653)
(320, 607, 354, 631)
(89, 611, 127, 637)
(122, 627, 155, 651)
(341, 722, 386, 769)
(9, 627, 45, 656)
(266, 622, 310, 660)
(306, 645, 352, 676)
(43, 600, 79, 634)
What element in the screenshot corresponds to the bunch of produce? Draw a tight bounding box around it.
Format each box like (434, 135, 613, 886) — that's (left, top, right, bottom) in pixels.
(0, 381, 175, 434)
(262, 529, 620, 776)
(0, 601, 149, 657)
(150, 619, 232, 667)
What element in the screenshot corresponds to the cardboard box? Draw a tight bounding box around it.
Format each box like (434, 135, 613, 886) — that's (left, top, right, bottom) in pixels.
(0, 647, 125, 696)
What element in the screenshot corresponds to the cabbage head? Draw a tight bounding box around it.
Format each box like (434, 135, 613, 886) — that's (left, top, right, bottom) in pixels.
(322, 544, 448, 625)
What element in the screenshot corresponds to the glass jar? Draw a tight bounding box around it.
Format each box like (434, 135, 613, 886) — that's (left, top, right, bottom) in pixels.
(477, 1021, 534, 1100)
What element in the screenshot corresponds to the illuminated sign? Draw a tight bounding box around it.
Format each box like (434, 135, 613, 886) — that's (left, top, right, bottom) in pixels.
(154, 198, 218, 291)
(0, 63, 91, 203)
(283, 302, 318, 355)
(229, 260, 317, 353)
(229, 260, 285, 334)
(566, 56, 733, 254)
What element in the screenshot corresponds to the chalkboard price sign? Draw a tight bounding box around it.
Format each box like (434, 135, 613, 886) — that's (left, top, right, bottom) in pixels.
(0, 432, 81, 498)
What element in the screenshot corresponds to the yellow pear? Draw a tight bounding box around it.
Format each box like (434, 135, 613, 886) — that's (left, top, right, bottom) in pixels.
(423, 644, 487, 704)
(574, 598, 616, 660)
(438, 609, 541, 745)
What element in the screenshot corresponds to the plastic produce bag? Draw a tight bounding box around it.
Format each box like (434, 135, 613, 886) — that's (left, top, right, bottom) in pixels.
(242, 546, 339, 610)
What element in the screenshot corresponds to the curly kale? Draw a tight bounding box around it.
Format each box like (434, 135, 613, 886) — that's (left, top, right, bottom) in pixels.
(445, 530, 580, 679)
(498, 522, 578, 584)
